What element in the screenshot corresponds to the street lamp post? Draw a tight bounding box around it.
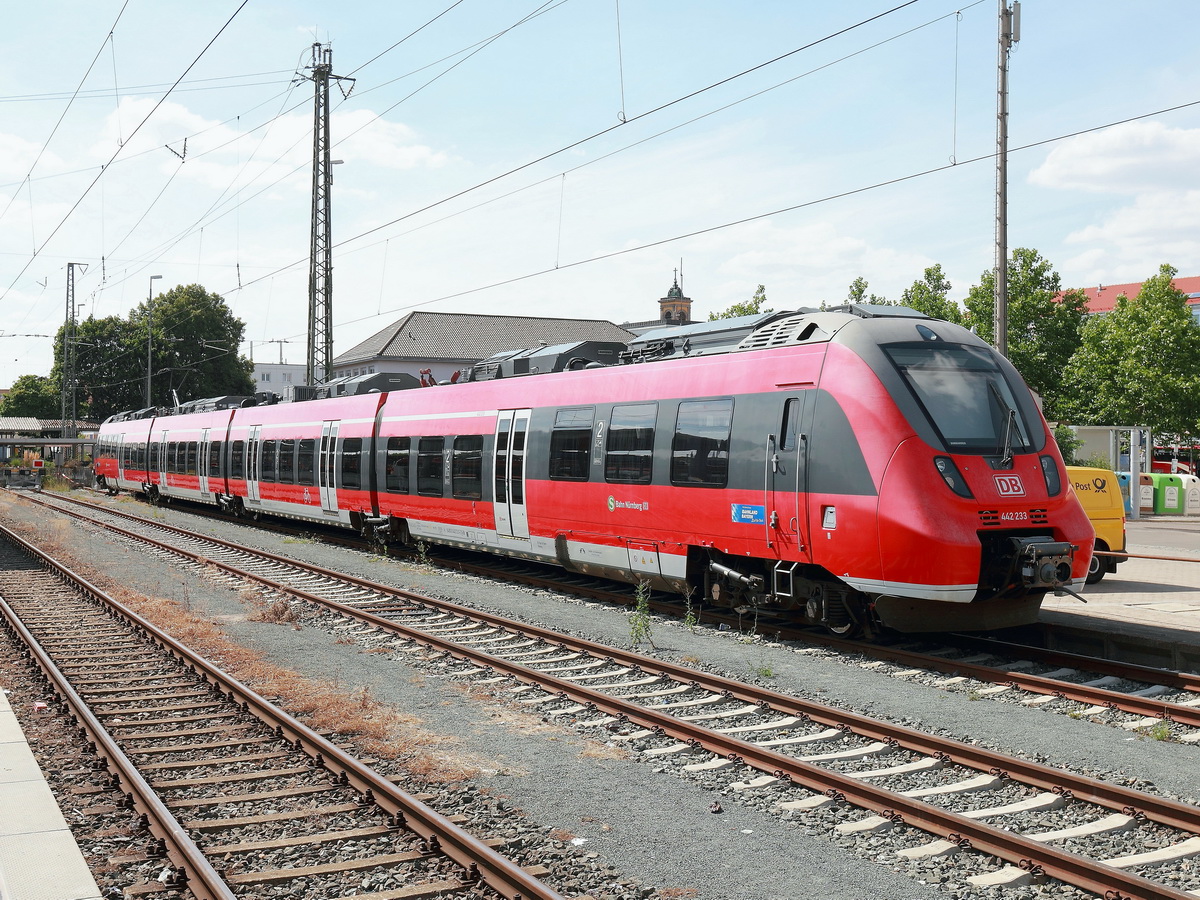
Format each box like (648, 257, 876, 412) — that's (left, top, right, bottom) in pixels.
(146, 275, 162, 407)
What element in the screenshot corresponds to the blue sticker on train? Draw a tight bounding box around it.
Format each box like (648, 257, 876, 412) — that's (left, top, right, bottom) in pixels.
(731, 503, 766, 524)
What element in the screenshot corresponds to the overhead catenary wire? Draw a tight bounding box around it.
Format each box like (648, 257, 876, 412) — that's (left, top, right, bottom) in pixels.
(327, 97, 1200, 334)
(227, 0, 927, 299)
(0, 0, 252, 305)
(0, 0, 132, 229)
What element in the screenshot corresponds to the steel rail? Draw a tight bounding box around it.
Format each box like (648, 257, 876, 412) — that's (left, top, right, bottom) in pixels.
(0, 553, 235, 899)
(947, 632, 1200, 694)
(30, 501, 1200, 899)
(767, 632, 1200, 726)
(30, 496, 1200, 829)
(0, 521, 562, 900)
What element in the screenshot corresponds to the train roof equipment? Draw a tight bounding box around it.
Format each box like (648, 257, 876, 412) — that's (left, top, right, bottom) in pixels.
(466, 340, 626, 381)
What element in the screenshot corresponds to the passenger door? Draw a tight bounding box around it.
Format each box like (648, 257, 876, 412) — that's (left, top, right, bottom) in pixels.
(493, 409, 530, 540)
(198, 428, 211, 496)
(246, 426, 261, 502)
(319, 420, 340, 513)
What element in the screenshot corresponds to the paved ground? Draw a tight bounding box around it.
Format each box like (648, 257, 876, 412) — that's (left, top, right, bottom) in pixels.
(1042, 516, 1200, 632)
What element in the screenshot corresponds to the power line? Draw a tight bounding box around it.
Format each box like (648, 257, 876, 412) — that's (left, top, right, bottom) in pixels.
(0, 1, 131, 229)
(0, 0, 252, 305)
(0, 70, 296, 104)
(228, 0, 925, 298)
(329, 97, 1200, 332)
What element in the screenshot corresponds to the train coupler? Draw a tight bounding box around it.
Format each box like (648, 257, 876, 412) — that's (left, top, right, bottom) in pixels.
(1011, 537, 1076, 589)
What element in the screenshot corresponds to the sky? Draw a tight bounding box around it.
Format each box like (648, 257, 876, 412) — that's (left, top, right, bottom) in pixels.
(1, 0, 1197, 387)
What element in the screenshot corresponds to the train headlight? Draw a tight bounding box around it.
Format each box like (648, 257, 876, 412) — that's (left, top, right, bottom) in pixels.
(934, 456, 973, 498)
(1039, 455, 1062, 496)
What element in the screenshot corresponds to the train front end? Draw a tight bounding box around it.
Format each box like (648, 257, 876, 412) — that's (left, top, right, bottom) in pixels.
(840, 315, 1093, 632)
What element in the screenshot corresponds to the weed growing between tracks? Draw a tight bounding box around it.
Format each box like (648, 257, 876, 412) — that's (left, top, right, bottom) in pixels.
(629, 581, 654, 648)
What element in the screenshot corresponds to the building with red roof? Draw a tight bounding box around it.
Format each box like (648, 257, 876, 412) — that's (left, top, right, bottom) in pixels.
(1073, 275, 1200, 315)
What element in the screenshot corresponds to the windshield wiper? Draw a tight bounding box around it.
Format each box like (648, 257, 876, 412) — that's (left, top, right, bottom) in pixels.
(988, 381, 1019, 469)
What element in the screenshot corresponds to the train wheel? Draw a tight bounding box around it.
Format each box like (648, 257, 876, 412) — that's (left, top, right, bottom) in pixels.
(1086, 543, 1107, 585)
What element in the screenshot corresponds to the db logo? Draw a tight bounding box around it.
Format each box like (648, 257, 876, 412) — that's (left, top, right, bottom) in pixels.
(994, 474, 1025, 497)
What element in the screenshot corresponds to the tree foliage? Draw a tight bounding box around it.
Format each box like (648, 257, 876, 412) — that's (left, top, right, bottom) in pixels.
(899, 264, 963, 324)
(963, 248, 1088, 416)
(1058, 265, 1200, 437)
(846, 276, 886, 305)
(51, 283, 254, 422)
(709, 284, 773, 320)
(0, 374, 59, 418)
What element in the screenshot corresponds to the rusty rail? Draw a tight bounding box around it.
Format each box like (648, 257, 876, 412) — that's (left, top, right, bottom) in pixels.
(0, 521, 563, 900)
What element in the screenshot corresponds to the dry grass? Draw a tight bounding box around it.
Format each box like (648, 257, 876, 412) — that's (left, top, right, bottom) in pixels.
(248, 597, 299, 625)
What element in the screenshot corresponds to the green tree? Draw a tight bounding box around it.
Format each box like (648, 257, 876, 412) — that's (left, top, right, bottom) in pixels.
(709, 284, 773, 320)
(1059, 265, 1200, 436)
(50, 283, 254, 422)
(899, 264, 962, 323)
(846, 276, 886, 305)
(963, 248, 1088, 416)
(0, 374, 59, 418)
(58, 315, 146, 422)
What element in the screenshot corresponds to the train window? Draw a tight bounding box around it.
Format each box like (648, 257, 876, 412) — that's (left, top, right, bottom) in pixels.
(208, 441, 222, 478)
(341, 438, 363, 489)
(885, 343, 1033, 455)
(386, 437, 411, 493)
(550, 408, 593, 481)
(780, 398, 801, 452)
(150, 442, 160, 472)
(231, 441, 245, 480)
(417, 437, 444, 496)
(452, 435, 484, 499)
(278, 439, 296, 484)
(186, 442, 198, 476)
(605, 403, 657, 484)
(671, 399, 732, 487)
(261, 440, 277, 482)
(494, 422, 509, 503)
(511, 420, 526, 503)
(297, 439, 315, 486)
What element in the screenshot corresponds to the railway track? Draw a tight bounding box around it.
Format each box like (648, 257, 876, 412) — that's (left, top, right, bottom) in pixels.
(15, 489, 1200, 898)
(48, 491, 1200, 740)
(0, 519, 563, 900)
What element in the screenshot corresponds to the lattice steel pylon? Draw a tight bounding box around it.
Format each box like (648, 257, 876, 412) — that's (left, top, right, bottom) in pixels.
(59, 262, 85, 438)
(302, 43, 353, 386)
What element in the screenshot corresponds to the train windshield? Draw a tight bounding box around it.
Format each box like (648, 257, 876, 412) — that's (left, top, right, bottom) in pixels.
(884, 343, 1033, 455)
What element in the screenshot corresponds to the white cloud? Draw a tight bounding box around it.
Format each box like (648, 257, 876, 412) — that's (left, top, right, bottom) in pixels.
(1029, 121, 1200, 194)
(1061, 189, 1200, 284)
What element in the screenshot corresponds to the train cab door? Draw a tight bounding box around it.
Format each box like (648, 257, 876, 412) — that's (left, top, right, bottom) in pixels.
(769, 395, 811, 562)
(246, 426, 261, 502)
(493, 409, 530, 541)
(198, 428, 211, 497)
(319, 420, 340, 514)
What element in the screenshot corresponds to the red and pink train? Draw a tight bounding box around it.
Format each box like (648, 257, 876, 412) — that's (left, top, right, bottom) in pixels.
(95, 305, 1093, 635)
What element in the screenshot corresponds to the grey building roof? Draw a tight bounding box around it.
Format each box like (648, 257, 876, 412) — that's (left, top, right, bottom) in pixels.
(333, 311, 635, 367)
(0, 417, 48, 434)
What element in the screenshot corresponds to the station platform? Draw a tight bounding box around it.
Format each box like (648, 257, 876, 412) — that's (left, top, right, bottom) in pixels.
(1042, 516, 1200, 633)
(0, 690, 101, 900)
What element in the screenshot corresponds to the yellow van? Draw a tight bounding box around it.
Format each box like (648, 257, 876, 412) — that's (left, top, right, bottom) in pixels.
(1066, 466, 1127, 583)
